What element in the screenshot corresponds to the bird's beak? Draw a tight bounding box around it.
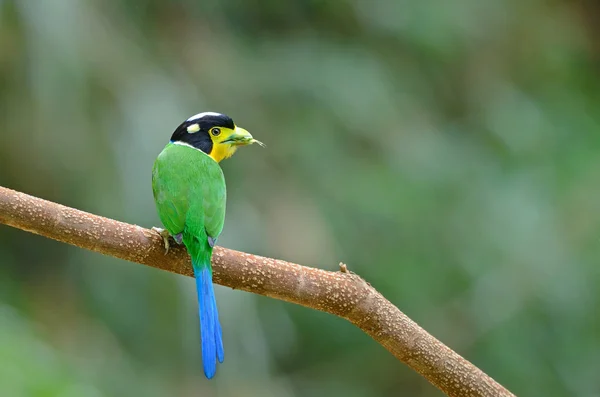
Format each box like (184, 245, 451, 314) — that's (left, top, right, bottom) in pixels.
(223, 126, 265, 147)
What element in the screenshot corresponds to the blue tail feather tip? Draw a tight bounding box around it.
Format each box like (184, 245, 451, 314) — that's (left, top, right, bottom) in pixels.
(194, 266, 224, 379)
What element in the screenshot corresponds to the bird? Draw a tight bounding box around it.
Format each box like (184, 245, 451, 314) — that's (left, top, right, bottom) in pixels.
(151, 112, 264, 378)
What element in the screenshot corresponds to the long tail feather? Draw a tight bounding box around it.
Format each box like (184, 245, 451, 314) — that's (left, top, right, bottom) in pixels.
(193, 265, 224, 378)
(213, 293, 224, 363)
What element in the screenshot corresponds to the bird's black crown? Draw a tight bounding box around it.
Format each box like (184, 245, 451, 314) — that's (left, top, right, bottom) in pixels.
(170, 112, 235, 155)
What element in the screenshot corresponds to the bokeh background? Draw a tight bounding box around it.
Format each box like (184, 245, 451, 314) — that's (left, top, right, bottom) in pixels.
(1, 1, 600, 396)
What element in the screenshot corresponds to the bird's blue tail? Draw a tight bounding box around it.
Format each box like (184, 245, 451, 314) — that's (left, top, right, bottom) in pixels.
(193, 265, 224, 379)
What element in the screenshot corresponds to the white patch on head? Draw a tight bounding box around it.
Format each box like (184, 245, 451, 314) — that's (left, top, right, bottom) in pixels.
(186, 112, 221, 121)
(186, 123, 200, 133)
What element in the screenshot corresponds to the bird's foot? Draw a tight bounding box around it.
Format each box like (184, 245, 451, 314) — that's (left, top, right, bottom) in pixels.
(152, 227, 172, 254)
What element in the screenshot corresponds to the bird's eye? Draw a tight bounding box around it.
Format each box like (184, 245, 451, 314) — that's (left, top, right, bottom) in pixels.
(211, 127, 221, 136)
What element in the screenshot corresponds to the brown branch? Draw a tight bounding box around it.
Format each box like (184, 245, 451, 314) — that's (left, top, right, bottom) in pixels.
(0, 185, 514, 397)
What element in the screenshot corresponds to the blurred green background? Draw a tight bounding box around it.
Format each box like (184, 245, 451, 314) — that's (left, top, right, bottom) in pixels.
(1, 1, 599, 396)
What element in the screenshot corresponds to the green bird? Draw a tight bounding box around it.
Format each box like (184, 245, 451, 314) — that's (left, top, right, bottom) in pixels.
(151, 112, 263, 378)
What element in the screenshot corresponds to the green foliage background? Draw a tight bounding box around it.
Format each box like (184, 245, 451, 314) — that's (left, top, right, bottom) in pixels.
(1, 1, 599, 396)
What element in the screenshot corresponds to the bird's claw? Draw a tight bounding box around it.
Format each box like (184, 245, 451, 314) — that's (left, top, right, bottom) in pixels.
(152, 227, 171, 254)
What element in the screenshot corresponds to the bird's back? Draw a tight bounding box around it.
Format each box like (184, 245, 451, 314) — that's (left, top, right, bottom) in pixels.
(152, 143, 226, 240)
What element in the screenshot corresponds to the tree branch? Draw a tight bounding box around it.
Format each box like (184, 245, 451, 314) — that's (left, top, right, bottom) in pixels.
(0, 185, 514, 397)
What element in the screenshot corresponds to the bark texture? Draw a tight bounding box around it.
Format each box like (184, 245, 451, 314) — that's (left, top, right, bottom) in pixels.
(0, 186, 514, 397)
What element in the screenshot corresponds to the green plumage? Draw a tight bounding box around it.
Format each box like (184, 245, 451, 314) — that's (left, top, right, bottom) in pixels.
(152, 142, 226, 243)
(152, 142, 226, 378)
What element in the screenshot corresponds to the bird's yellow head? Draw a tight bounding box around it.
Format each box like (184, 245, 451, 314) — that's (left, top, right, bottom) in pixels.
(170, 112, 264, 162)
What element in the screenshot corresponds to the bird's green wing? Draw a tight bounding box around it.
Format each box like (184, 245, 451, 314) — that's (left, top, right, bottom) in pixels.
(152, 143, 226, 241)
(199, 159, 226, 242)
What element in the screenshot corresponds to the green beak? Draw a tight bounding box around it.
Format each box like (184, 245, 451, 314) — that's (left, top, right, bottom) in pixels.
(223, 127, 265, 147)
